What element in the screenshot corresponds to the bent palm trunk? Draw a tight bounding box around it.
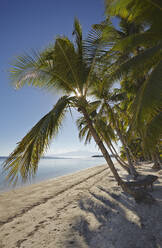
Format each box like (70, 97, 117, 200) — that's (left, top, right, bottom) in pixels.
(152, 151, 161, 170)
(98, 127, 130, 174)
(81, 107, 123, 185)
(81, 107, 153, 203)
(109, 140, 130, 168)
(105, 104, 137, 178)
(108, 144, 130, 174)
(117, 129, 138, 179)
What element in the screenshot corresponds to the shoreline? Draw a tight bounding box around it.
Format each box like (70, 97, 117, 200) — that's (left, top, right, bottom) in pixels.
(0, 158, 106, 193)
(0, 163, 107, 193)
(0, 163, 162, 248)
(0, 164, 107, 224)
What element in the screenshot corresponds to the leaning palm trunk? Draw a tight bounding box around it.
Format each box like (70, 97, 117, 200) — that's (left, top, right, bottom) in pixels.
(105, 103, 137, 178)
(80, 106, 153, 202)
(107, 143, 130, 174)
(81, 106, 123, 185)
(109, 140, 129, 168)
(152, 151, 161, 170)
(116, 128, 138, 179)
(101, 135, 130, 173)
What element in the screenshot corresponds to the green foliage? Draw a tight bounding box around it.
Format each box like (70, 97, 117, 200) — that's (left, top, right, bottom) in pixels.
(72, 18, 83, 57)
(10, 50, 52, 89)
(110, 43, 162, 82)
(5, 2, 162, 184)
(77, 117, 92, 144)
(6, 18, 111, 184)
(135, 59, 162, 125)
(106, 0, 162, 25)
(3, 96, 69, 184)
(77, 112, 116, 147)
(103, 1, 162, 151)
(144, 112, 162, 150)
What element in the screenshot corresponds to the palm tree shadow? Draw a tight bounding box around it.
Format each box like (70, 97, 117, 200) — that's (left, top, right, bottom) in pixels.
(63, 185, 162, 248)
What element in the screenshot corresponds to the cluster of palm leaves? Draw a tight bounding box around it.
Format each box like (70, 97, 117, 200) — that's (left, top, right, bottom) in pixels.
(3, 0, 162, 196)
(104, 0, 162, 166)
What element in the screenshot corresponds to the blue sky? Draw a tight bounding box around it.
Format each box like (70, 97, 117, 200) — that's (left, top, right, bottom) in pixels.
(0, 0, 105, 156)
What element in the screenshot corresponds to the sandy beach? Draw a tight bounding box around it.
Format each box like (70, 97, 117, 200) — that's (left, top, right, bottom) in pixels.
(0, 163, 162, 248)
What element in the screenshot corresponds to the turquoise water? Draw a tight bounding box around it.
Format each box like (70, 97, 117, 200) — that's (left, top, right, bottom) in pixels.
(0, 157, 106, 192)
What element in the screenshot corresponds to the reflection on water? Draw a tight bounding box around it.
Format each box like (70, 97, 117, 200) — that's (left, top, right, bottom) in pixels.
(0, 157, 106, 192)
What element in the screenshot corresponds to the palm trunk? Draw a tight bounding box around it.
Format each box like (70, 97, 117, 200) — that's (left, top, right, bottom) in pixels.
(116, 128, 138, 179)
(105, 103, 137, 178)
(155, 148, 161, 165)
(80, 106, 151, 203)
(106, 141, 130, 174)
(152, 151, 161, 170)
(109, 140, 129, 168)
(81, 107, 123, 186)
(97, 126, 130, 174)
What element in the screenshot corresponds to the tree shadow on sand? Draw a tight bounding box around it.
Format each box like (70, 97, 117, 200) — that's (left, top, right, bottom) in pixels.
(63, 182, 162, 248)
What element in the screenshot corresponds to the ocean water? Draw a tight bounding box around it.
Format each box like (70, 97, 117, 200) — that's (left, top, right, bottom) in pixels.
(0, 156, 106, 192)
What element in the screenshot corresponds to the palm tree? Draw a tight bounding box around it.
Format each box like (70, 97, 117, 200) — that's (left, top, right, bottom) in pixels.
(88, 2, 161, 168)
(77, 113, 131, 174)
(86, 15, 149, 172)
(4, 18, 154, 202)
(88, 77, 138, 178)
(105, 0, 162, 154)
(3, 19, 124, 189)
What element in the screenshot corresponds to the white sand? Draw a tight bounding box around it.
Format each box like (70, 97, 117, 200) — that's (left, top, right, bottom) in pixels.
(0, 163, 162, 248)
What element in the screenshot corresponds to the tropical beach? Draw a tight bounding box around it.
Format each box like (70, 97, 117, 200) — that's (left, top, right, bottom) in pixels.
(0, 157, 106, 192)
(0, 0, 162, 247)
(0, 163, 162, 248)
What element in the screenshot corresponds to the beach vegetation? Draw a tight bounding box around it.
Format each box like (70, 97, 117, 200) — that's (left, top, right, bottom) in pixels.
(104, 0, 162, 160)
(3, 0, 162, 202)
(4, 19, 124, 191)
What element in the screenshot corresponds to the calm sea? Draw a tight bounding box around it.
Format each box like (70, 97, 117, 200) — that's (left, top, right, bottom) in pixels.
(0, 156, 106, 192)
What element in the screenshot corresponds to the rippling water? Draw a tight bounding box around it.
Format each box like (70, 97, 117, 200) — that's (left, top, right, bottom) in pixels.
(0, 156, 106, 192)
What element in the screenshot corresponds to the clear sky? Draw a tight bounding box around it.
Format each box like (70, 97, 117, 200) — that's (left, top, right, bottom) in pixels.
(0, 0, 105, 156)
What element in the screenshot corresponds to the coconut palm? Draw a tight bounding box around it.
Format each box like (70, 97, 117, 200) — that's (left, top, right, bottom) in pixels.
(86, 16, 147, 162)
(88, 75, 139, 178)
(77, 114, 131, 174)
(105, 0, 162, 152)
(3, 19, 124, 190)
(88, 1, 162, 161)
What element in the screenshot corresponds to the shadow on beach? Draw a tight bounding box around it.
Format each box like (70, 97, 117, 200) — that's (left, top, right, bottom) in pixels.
(64, 180, 162, 248)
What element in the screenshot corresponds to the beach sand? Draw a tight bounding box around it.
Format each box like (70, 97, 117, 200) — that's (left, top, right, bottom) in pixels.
(0, 163, 162, 248)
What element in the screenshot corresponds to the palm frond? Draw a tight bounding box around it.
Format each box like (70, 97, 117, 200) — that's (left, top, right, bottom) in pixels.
(109, 42, 162, 82)
(84, 24, 104, 64)
(72, 18, 91, 95)
(76, 117, 92, 144)
(105, 0, 131, 19)
(95, 119, 116, 141)
(72, 17, 83, 58)
(53, 37, 81, 91)
(83, 21, 112, 96)
(10, 49, 52, 89)
(144, 111, 162, 150)
(112, 31, 162, 53)
(10, 35, 89, 95)
(106, 0, 162, 23)
(3, 96, 69, 184)
(135, 59, 162, 124)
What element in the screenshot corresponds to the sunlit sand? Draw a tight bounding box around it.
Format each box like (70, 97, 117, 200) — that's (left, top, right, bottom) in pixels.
(0, 163, 162, 247)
